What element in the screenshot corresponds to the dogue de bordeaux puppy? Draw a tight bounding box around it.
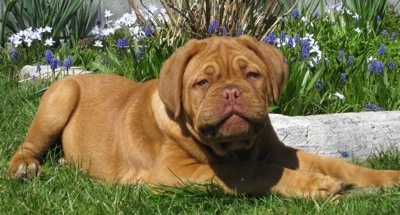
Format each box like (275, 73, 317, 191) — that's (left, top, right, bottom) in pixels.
(8, 35, 400, 199)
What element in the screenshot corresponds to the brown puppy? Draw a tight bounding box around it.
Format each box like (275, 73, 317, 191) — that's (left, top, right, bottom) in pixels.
(8, 35, 400, 199)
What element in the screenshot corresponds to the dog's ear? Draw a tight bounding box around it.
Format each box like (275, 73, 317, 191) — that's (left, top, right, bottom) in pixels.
(158, 39, 206, 119)
(237, 35, 288, 103)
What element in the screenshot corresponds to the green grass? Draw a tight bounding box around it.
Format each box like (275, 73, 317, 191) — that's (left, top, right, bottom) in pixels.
(1, 78, 400, 215)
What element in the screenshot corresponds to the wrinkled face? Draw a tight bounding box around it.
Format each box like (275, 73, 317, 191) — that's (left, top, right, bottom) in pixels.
(181, 40, 274, 155)
(159, 36, 287, 156)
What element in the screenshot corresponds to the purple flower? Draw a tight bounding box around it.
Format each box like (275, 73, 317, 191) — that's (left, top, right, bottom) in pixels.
(269, 32, 277, 44)
(36, 64, 41, 73)
(50, 57, 58, 71)
(280, 30, 286, 42)
(295, 34, 301, 44)
(208, 19, 219, 34)
(136, 46, 145, 60)
(144, 24, 152, 37)
(365, 103, 383, 111)
(338, 50, 344, 61)
(348, 56, 354, 65)
(378, 44, 385, 55)
(263, 32, 277, 45)
(375, 61, 384, 75)
(339, 150, 350, 158)
(64, 55, 72, 71)
(313, 11, 319, 19)
(315, 80, 323, 89)
(287, 36, 294, 48)
(301, 39, 310, 58)
(367, 58, 385, 74)
(117, 38, 129, 50)
(45, 50, 54, 64)
(388, 59, 396, 70)
(377, 15, 382, 22)
(391, 32, 397, 40)
(368, 59, 377, 73)
(96, 17, 101, 26)
(57, 59, 63, 68)
(381, 30, 388, 37)
(11, 49, 18, 61)
(340, 72, 347, 82)
(222, 27, 227, 36)
(292, 8, 299, 19)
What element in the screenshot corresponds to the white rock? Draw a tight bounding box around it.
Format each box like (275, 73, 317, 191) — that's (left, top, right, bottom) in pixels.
(19, 65, 90, 82)
(270, 111, 400, 160)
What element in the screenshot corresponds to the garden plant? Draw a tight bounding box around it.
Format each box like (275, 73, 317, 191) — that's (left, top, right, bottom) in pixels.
(1, 0, 400, 214)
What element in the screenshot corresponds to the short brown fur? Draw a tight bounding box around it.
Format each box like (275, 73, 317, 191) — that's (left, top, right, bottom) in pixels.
(9, 35, 400, 199)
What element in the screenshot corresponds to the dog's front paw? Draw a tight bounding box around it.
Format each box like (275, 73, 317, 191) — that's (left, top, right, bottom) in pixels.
(8, 151, 42, 179)
(301, 173, 345, 199)
(273, 170, 345, 199)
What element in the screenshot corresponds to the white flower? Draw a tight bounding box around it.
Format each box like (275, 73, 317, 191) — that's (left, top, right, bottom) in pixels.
(129, 26, 141, 36)
(157, 9, 169, 22)
(44, 26, 52, 33)
(354, 28, 361, 33)
(36, 27, 45, 34)
(148, 4, 158, 14)
(114, 12, 137, 27)
(90, 25, 102, 37)
(300, 16, 314, 27)
(352, 13, 360, 20)
(8, 34, 22, 47)
(24, 38, 33, 47)
(8, 26, 54, 48)
(368, 56, 377, 62)
(333, 92, 345, 100)
(275, 38, 287, 48)
(12, 39, 22, 48)
(31, 31, 42, 40)
(304, 33, 315, 41)
(22, 27, 33, 36)
(102, 28, 116, 37)
(44, 38, 55, 46)
(301, 16, 309, 23)
(93, 40, 103, 47)
(104, 9, 113, 18)
(332, 4, 343, 13)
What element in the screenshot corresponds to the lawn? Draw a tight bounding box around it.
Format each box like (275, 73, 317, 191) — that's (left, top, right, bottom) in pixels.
(1, 71, 400, 215)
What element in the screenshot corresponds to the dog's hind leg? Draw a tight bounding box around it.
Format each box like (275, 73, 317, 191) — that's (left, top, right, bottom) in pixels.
(8, 78, 80, 179)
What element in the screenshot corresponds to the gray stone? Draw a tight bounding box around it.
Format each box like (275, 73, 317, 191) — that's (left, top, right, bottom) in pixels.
(19, 65, 90, 82)
(270, 112, 400, 160)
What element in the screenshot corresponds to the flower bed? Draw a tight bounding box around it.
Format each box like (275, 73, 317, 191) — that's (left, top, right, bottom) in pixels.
(2, 0, 400, 116)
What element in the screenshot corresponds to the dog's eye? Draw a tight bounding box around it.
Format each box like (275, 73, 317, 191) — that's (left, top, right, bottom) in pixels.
(195, 79, 210, 87)
(246, 72, 260, 79)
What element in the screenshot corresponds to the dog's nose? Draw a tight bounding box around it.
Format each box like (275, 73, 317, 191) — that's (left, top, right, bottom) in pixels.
(222, 87, 241, 102)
